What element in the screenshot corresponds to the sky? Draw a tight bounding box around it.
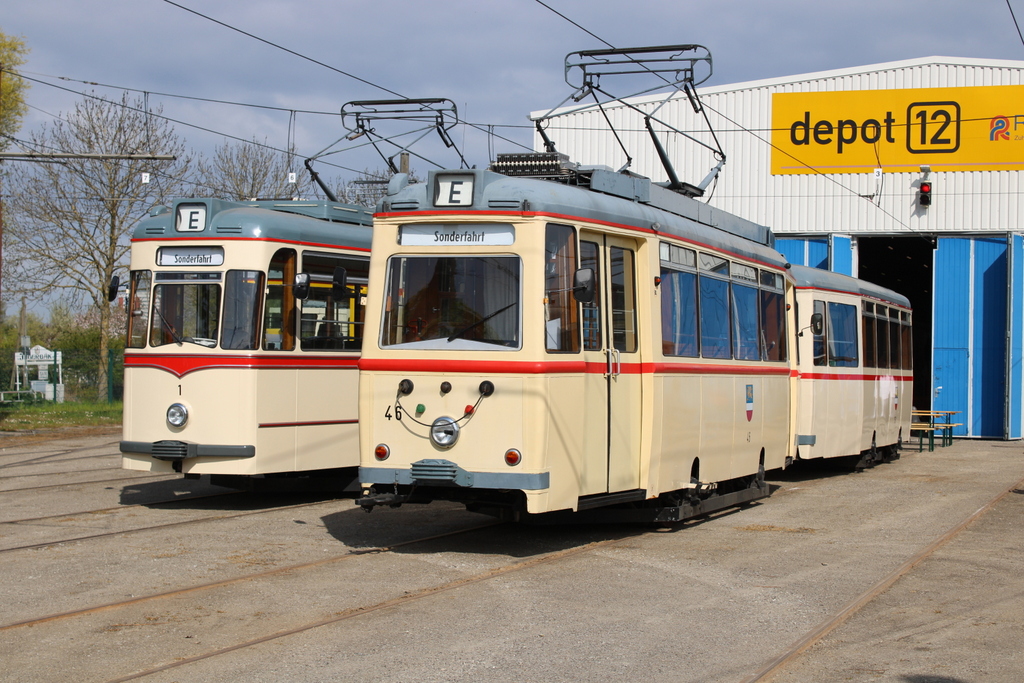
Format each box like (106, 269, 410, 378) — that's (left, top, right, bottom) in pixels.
(6, 0, 1024, 188)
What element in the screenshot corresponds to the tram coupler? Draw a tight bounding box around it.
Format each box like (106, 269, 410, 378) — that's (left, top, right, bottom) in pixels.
(356, 488, 410, 512)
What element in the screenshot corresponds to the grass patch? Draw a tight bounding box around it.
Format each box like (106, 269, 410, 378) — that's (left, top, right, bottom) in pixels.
(0, 400, 123, 431)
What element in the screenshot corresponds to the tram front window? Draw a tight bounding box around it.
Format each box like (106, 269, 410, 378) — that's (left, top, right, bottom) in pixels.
(149, 274, 221, 347)
(381, 256, 521, 349)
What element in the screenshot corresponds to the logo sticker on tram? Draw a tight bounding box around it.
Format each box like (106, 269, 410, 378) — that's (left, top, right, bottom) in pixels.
(433, 175, 474, 207)
(175, 203, 208, 232)
(745, 384, 754, 422)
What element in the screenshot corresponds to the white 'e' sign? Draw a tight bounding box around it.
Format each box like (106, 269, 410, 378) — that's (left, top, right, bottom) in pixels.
(176, 204, 207, 232)
(434, 175, 474, 207)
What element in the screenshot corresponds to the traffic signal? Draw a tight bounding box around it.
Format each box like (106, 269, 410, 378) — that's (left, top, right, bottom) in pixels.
(919, 180, 932, 207)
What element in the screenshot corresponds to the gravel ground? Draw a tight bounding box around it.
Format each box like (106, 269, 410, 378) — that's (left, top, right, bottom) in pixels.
(1, 432, 1021, 683)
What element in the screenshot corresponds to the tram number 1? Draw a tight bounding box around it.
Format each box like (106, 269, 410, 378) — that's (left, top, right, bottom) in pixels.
(385, 404, 403, 421)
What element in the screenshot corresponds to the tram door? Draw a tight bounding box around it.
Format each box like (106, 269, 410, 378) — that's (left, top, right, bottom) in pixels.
(579, 233, 643, 495)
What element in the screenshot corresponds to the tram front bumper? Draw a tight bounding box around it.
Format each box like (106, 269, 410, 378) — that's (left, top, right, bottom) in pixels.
(360, 459, 549, 489)
(119, 440, 255, 460)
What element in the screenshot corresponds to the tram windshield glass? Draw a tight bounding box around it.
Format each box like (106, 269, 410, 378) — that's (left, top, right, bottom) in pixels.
(381, 256, 521, 349)
(149, 273, 221, 348)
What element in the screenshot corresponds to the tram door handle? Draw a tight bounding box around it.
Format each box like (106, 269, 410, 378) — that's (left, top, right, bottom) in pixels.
(605, 348, 622, 379)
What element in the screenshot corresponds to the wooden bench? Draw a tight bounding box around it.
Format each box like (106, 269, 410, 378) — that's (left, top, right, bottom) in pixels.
(910, 423, 937, 452)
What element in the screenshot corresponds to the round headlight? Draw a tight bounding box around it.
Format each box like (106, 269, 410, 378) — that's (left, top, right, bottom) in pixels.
(429, 416, 460, 448)
(166, 403, 189, 428)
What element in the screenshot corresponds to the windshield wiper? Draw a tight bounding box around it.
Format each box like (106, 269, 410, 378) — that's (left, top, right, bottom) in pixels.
(447, 301, 518, 342)
(152, 306, 184, 345)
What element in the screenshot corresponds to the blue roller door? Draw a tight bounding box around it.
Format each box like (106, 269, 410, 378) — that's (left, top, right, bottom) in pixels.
(932, 237, 1007, 437)
(1006, 234, 1023, 439)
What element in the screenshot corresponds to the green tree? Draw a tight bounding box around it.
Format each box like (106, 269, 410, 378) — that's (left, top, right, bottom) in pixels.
(4, 92, 192, 401)
(0, 29, 30, 150)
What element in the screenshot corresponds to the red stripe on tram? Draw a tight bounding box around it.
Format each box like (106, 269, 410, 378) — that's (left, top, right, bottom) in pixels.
(124, 353, 359, 378)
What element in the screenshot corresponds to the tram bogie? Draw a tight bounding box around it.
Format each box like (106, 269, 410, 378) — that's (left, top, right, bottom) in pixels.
(120, 197, 373, 485)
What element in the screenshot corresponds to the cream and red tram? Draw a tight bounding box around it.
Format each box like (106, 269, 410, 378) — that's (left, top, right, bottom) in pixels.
(357, 157, 796, 521)
(119, 198, 372, 489)
(790, 264, 913, 467)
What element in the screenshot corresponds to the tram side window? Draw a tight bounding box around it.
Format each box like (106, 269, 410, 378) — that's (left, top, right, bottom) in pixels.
(699, 254, 731, 359)
(759, 271, 787, 362)
(827, 302, 858, 367)
(264, 249, 297, 351)
(862, 302, 876, 368)
(875, 305, 889, 369)
(222, 270, 266, 350)
(580, 241, 602, 352)
(659, 243, 698, 357)
(545, 224, 581, 353)
(888, 308, 902, 369)
(610, 246, 638, 353)
(732, 265, 760, 361)
(901, 312, 913, 370)
(300, 253, 370, 351)
(127, 270, 152, 348)
(812, 300, 827, 366)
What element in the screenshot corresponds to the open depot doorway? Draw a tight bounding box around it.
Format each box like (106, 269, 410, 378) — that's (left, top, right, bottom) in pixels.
(856, 235, 934, 411)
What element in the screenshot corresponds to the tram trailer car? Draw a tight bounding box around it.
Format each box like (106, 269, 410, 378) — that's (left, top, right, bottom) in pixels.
(790, 265, 913, 468)
(357, 155, 801, 523)
(119, 198, 373, 490)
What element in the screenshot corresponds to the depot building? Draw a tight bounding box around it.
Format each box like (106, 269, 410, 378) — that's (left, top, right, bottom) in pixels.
(535, 56, 1024, 439)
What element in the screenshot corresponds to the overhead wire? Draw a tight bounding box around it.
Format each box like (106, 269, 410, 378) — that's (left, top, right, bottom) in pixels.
(529, 0, 920, 230)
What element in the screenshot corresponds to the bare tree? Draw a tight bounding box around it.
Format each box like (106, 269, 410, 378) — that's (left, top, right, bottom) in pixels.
(197, 138, 311, 200)
(336, 166, 422, 209)
(4, 92, 191, 400)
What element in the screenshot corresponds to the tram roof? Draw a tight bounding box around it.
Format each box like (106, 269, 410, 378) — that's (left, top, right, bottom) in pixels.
(789, 264, 911, 308)
(134, 198, 373, 250)
(380, 168, 786, 268)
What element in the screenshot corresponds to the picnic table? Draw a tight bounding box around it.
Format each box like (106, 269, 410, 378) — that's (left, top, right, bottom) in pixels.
(911, 410, 962, 451)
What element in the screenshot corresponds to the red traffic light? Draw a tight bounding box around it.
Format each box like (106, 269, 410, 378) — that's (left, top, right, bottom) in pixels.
(919, 181, 932, 207)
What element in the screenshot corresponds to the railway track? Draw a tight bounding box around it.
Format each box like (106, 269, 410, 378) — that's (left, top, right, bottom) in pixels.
(3, 432, 1022, 682)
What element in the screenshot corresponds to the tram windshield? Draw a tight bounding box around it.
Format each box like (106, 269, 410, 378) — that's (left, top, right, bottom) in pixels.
(149, 273, 221, 348)
(381, 256, 521, 349)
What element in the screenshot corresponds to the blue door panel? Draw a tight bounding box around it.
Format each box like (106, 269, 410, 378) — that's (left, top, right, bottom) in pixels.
(932, 239, 973, 432)
(973, 238, 1006, 438)
(830, 235, 853, 276)
(1008, 235, 1023, 439)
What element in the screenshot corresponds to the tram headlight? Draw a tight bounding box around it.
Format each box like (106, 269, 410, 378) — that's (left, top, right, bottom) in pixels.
(166, 403, 189, 428)
(429, 416, 460, 449)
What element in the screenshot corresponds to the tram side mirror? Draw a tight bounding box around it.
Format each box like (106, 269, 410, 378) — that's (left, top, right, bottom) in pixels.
(572, 267, 596, 304)
(293, 273, 311, 300)
(106, 275, 120, 303)
(810, 312, 824, 336)
(332, 266, 352, 297)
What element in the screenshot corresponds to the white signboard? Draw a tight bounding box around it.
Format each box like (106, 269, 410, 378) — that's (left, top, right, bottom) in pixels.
(157, 246, 225, 266)
(399, 224, 516, 247)
(433, 175, 474, 206)
(14, 346, 62, 366)
(175, 203, 208, 232)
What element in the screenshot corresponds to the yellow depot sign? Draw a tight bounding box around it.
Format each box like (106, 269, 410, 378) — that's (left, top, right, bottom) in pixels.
(770, 85, 1024, 174)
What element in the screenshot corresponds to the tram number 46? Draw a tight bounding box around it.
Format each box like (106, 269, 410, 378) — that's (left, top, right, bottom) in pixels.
(907, 101, 961, 154)
(384, 404, 403, 421)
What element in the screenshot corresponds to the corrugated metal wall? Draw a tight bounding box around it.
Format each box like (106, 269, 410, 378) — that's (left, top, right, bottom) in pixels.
(537, 57, 1023, 236)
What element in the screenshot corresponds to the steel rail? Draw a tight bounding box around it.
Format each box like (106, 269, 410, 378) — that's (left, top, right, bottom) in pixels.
(741, 473, 1024, 683)
(0, 520, 503, 633)
(0, 490, 241, 527)
(104, 531, 631, 683)
(0, 497, 332, 555)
